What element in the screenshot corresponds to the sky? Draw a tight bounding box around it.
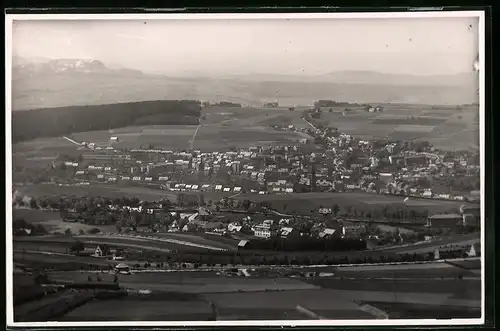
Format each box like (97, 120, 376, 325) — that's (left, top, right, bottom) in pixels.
(11, 16, 479, 77)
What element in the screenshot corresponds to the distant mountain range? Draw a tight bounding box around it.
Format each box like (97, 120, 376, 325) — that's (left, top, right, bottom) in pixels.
(227, 70, 477, 87)
(11, 57, 479, 110)
(12, 56, 143, 77)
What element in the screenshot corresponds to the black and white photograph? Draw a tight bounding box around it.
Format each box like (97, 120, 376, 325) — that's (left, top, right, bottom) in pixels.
(6, 10, 485, 327)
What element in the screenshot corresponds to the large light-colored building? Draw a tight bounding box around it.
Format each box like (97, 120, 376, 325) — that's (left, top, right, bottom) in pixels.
(253, 220, 278, 239)
(342, 225, 366, 239)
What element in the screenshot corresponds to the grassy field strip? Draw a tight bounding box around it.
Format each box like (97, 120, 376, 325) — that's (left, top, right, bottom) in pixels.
(375, 233, 480, 252)
(78, 234, 229, 251)
(47, 273, 320, 294)
(391, 240, 480, 254)
(355, 302, 389, 319)
(82, 239, 173, 253)
(15, 290, 95, 322)
(59, 299, 214, 321)
(295, 305, 323, 319)
(317, 289, 480, 308)
(13, 249, 77, 258)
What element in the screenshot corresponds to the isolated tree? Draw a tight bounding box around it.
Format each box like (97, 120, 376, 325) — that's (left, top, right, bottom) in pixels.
(69, 240, 85, 255)
(65, 228, 73, 236)
(242, 199, 251, 211)
(29, 198, 39, 209)
(34, 224, 48, 235)
(176, 193, 186, 207)
(198, 194, 205, 206)
(332, 204, 340, 217)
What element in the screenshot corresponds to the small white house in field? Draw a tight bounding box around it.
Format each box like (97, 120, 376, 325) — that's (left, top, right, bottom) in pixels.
(110, 137, 119, 144)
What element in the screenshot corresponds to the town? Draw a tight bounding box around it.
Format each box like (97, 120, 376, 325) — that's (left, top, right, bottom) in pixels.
(13, 104, 481, 253)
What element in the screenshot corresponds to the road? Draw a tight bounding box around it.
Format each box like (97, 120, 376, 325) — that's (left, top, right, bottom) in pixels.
(190, 125, 201, 150)
(62, 136, 82, 146)
(228, 192, 243, 199)
(78, 234, 229, 252)
(302, 117, 318, 130)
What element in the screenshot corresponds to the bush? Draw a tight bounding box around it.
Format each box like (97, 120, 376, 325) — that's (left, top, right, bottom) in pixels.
(69, 240, 85, 255)
(87, 228, 101, 234)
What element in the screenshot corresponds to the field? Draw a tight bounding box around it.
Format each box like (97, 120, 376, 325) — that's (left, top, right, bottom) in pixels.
(48, 271, 319, 293)
(18, 183, 472, 214)
(70, 125, 199, 151)
(60, 299, 215, 321)
(313, 105, 479, 151)
(376, 232, 480, 254)
(12, 208, 116, 234)
(236, 192, 474, 215)
(13, 254, 481, 321)
(14, 183, 234, 202)
(14, 231, 235, 255)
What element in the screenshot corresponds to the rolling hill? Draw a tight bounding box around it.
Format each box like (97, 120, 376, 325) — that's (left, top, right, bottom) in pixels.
(11, 58, 479, 110)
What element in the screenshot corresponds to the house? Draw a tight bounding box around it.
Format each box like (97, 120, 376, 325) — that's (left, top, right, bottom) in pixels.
(228, 223, 242, 232)
(379, 173, 394, 183)
(389, 155, 405, 165)
(279, 218, 291, 226)
(94, 244, 111, 257)
(318, 228, 339, 239)
(466, 243, 481, 257)
(253, 220, 278, 239)
(15, 228, 32, 236)
(426, 214, 463, 228)
(168, 220, 181, 232)
(319, 207, 332, 215)
(114, 263, 131, 275)
(203, 221, 225, 232)
(237, 240, 250, 250)
(280, 227, 297, 239)
(422, 189, 433, 198)
(341, 225, 366, 239)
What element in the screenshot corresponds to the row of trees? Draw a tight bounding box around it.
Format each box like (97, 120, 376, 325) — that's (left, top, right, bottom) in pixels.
(59, 245, 452, 270)
(243, 236, 367, 252)
(314, 100, 359, 108)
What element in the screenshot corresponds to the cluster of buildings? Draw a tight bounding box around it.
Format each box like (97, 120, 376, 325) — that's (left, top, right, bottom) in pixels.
(54, 132, 479, 204)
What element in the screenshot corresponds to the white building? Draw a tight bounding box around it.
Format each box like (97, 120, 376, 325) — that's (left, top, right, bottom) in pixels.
(253, 220, 277, 239)
(342, 225, 366, 239)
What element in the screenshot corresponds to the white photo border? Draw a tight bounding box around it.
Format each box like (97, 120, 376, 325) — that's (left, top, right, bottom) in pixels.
(5, 9, 486, 327)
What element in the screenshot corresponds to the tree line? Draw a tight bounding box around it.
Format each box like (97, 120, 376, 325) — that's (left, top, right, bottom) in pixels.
(12, 100, 202, 142)
(242, 236, 367, 252)
(60, 240, 470, 269)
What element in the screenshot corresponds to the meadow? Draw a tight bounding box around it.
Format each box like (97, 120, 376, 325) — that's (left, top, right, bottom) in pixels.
(313, 104, 479, 151)
(12, 209, 116, 234)
(236, 192, 472, 215)
(71, 125, 199, 150)
(14, 183, 234, 202)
